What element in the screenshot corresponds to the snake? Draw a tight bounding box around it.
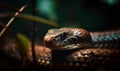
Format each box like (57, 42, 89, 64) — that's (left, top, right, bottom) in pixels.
(28, 28, 120, 71)
(0, 28, 120, 71)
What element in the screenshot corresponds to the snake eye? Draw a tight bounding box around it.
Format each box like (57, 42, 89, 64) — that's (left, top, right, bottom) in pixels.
(60, 33, 67, 40)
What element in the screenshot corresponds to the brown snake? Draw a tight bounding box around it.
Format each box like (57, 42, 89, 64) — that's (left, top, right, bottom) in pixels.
(0, 28, 120, 71)
(28, 28, 120, 71)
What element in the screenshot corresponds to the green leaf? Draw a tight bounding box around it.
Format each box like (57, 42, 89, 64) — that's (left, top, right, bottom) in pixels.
(0, 13, 59, 27)
(16, 33, 30, 57)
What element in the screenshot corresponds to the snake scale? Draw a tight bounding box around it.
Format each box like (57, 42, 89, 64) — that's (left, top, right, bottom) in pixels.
(0, 28, 120, 71)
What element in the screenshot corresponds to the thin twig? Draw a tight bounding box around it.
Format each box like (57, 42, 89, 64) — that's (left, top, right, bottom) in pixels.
(0, 5, 27, 37)
(31, 0, 37, 63)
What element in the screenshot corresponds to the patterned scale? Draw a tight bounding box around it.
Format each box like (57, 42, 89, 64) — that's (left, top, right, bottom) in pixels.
(91, 30, 120, 48)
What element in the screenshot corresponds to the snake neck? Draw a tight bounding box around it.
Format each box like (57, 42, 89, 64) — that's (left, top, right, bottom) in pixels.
(90, 30, 120, 48)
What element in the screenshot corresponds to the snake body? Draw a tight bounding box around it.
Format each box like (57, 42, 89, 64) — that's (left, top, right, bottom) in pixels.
(0, 28, 120, 71)
(27, 28, 120, 71)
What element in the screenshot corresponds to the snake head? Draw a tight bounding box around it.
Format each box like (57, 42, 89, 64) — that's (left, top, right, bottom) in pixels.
(44, 29, 68, 48)
(44, 28, 92, 50)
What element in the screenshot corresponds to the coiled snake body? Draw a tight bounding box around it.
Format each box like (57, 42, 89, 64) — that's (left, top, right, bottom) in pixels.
(28, 28, 120, 71)
(1, 28, 120, 71)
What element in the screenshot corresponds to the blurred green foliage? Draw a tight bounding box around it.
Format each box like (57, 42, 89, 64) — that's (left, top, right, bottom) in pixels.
(16, 33, 30, 57)
(101, 0, 119, 5)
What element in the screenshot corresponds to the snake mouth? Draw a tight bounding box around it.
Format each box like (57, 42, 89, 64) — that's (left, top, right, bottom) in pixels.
(52, 39, 80, 50)
(61, 44, 80, 49)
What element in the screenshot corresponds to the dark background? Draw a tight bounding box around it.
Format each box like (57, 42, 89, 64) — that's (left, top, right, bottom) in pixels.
(0, 0, 120, 42)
